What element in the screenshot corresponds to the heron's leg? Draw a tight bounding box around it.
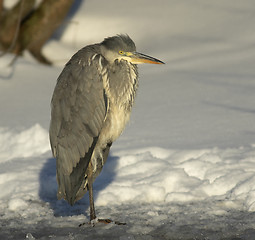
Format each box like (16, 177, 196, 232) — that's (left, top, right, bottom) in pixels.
(80, 158, 126, 226)
(87, 162, 96, 221)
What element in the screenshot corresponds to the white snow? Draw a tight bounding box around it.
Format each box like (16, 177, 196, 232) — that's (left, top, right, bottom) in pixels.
(1, 0, 255, 239)
(0, 124, 50, 163)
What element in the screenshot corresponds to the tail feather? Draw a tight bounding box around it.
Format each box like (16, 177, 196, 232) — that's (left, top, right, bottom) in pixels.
(56, 137, 98, 205)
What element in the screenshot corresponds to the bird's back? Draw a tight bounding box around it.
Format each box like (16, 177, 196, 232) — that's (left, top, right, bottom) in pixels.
(50, 45, 107, 204)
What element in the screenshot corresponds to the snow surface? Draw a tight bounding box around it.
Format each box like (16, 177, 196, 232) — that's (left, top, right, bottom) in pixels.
(1, 0, 255, 239)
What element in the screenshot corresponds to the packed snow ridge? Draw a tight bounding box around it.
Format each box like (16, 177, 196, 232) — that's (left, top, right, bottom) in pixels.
(1, 125, 255, 214)
(0, 124, 50, 163)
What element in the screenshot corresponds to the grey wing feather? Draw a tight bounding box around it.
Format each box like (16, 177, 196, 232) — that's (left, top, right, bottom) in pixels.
(49, 47, 107, 203)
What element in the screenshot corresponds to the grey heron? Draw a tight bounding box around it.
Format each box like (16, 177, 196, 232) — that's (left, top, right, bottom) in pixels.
(49, 34, 164, 223)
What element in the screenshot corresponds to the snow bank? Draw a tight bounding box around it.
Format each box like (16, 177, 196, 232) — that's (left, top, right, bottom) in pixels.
(0, 124, 50, 163)
(1, 145, 255, 224)
(94, 146, 255, 211)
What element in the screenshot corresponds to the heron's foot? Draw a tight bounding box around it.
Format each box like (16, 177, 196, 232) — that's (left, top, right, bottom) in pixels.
(79, 218, 126, 227)
(98, 218, 126, 225)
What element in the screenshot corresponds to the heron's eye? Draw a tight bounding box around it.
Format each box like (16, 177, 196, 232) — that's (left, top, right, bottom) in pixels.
(119, 51, 124, 55)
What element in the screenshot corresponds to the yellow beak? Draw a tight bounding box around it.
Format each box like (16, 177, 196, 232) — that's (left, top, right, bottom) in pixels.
(129, 52, 165, 64)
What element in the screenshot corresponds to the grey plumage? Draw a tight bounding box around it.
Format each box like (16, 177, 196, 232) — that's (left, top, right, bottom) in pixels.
(49, 34, 164, 221)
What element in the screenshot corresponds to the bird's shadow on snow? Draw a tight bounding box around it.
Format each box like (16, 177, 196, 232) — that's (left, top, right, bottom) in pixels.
(39, 153, 119, 217)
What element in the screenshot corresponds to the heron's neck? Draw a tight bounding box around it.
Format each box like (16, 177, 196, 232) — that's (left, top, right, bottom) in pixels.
(103, 61, 138, 110)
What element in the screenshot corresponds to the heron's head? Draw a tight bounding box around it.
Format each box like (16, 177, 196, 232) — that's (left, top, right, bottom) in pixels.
(101, 34, 164, 65)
